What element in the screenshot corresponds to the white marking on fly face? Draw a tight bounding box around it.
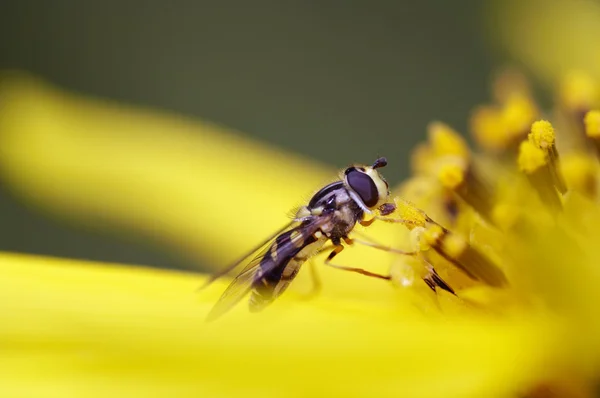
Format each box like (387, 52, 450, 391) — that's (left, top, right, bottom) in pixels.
(346, 189, 372, 214)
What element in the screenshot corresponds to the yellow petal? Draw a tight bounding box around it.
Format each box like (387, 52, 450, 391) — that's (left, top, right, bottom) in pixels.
(0, 73, 333, 267)
(0, 252, 564, 398)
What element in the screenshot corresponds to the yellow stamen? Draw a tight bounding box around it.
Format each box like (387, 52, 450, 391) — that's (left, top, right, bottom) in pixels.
(584, 110, 600, 138)
(409, 122, 479, 223)
(441, 232, 468, 259)
(470, 106, 509, 152)
(426, 221, 507, 287)
(436, 158, 495, 223)
(491, 203, 521, 232)
(502, 94, 538, 142)
(471, 70, 539, 153)
(518, 141, 546, 174)
(583, 110, 600, 162)
(410, 122, 469, 177)
(529, 120, 555, 149)
(561, 152, 598, 199)
(559, 71, 598, 112)
(528, 120, 567, 193)
(470, 95, 538, 153)
(394, 199, 428, 229)
(427, 121, 470, 160)
(450, 243, 508, 288)
(518, 141, 563, 212)
(398, 203, 508, 288)
(437, 161, 465, 190)
(397, 176, 460, 226)
(422, 224, 444, 247)
(409, 227, 430, 252)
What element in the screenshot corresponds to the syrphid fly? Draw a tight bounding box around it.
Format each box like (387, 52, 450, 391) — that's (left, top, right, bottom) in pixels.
(202, 157, 406, 321)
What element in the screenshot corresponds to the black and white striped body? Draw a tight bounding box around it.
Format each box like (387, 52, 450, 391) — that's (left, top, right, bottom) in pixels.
(249, 181, 364, 311)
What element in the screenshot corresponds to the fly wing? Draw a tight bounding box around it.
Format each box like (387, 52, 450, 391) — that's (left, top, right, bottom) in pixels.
(247, 259, 303, 314)
(204, 263, 258, 322)
(205, 215, 330, 322)
(199, 221, 296, 290)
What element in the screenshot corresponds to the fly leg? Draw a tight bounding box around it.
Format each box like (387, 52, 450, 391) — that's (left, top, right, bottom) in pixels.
(353, 235, 456, 295)
(308, 259, 322, 295)
(296, 259, 322, 300)
(324, 243, 391, 281)
(298, 244, 335, 300)
(350, 237, 417, 256)
(359, 218, 375, 227)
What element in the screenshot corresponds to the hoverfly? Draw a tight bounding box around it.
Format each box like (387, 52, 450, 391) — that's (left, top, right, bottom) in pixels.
(203, 157, 406, 321)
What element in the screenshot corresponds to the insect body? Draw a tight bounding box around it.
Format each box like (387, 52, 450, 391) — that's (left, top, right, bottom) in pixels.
(204, 157, 395, 321)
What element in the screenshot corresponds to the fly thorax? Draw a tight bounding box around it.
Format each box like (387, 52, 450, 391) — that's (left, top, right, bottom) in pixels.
(325, 202, 361, 240)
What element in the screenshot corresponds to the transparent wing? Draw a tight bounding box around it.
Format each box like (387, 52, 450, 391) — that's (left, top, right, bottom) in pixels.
(199, 221, 297, 290)
(205, 264, 258, 322)
(205, 215, 330, 322)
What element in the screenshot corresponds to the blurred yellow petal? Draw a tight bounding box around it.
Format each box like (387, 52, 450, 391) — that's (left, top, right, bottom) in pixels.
(0, 252, 564, 398)
(0, 73, 332, 267)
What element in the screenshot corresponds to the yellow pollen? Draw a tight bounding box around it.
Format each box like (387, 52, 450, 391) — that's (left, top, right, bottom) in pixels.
(491, 203, 521, 232)
(526, 120, 567, 194)
(441, 233, 467, 259)
(422, 224, 444, 247)
(560, 71, 598, 111)
(518, 140, 547, 174)
(529, 120, 555, 149)
(502, 94, 538, 139)
(395, 199, 427, 229)
(427, 121, 469, 160)
(584, 110, 600, 138)
(469, 95, 537, 152)
(470, 107, 507, 151)
(394, 203, 509, 287)
(437, 161, 465, 190)
(561, 153, 597, 198)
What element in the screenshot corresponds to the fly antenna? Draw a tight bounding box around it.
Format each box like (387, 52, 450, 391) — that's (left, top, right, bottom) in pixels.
(372, 157, 387, 169)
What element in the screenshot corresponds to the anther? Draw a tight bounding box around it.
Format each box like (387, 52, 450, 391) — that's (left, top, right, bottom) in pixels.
(560, 71, 597, 114)
(436, 159, 496, 224)
(528, 120, 567, 194)
(559, 72, 598, 137)
(394, 201, 508, 287)
(470, 94, 538, 153)
(584, 110, 600, 157)
(517, 140, 563, 213)
(560, 153, 597, 199)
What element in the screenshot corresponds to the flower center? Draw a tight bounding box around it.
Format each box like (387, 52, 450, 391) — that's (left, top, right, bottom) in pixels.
(390, 69, 600, 316)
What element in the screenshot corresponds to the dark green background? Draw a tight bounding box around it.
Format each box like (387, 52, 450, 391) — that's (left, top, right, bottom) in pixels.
(0, 1, 498, 270)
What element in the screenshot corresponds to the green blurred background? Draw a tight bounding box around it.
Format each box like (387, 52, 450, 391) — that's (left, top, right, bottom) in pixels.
(0, 1, 500, 270)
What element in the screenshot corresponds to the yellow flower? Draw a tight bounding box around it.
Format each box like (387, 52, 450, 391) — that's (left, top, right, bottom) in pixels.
(1, 70, 600, 398)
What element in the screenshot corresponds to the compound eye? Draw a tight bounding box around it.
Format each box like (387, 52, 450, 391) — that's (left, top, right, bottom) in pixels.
(346, 169, 379, 207)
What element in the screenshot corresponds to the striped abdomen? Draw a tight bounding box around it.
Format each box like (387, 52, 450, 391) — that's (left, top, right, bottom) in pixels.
(249, 226, 326, 312)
